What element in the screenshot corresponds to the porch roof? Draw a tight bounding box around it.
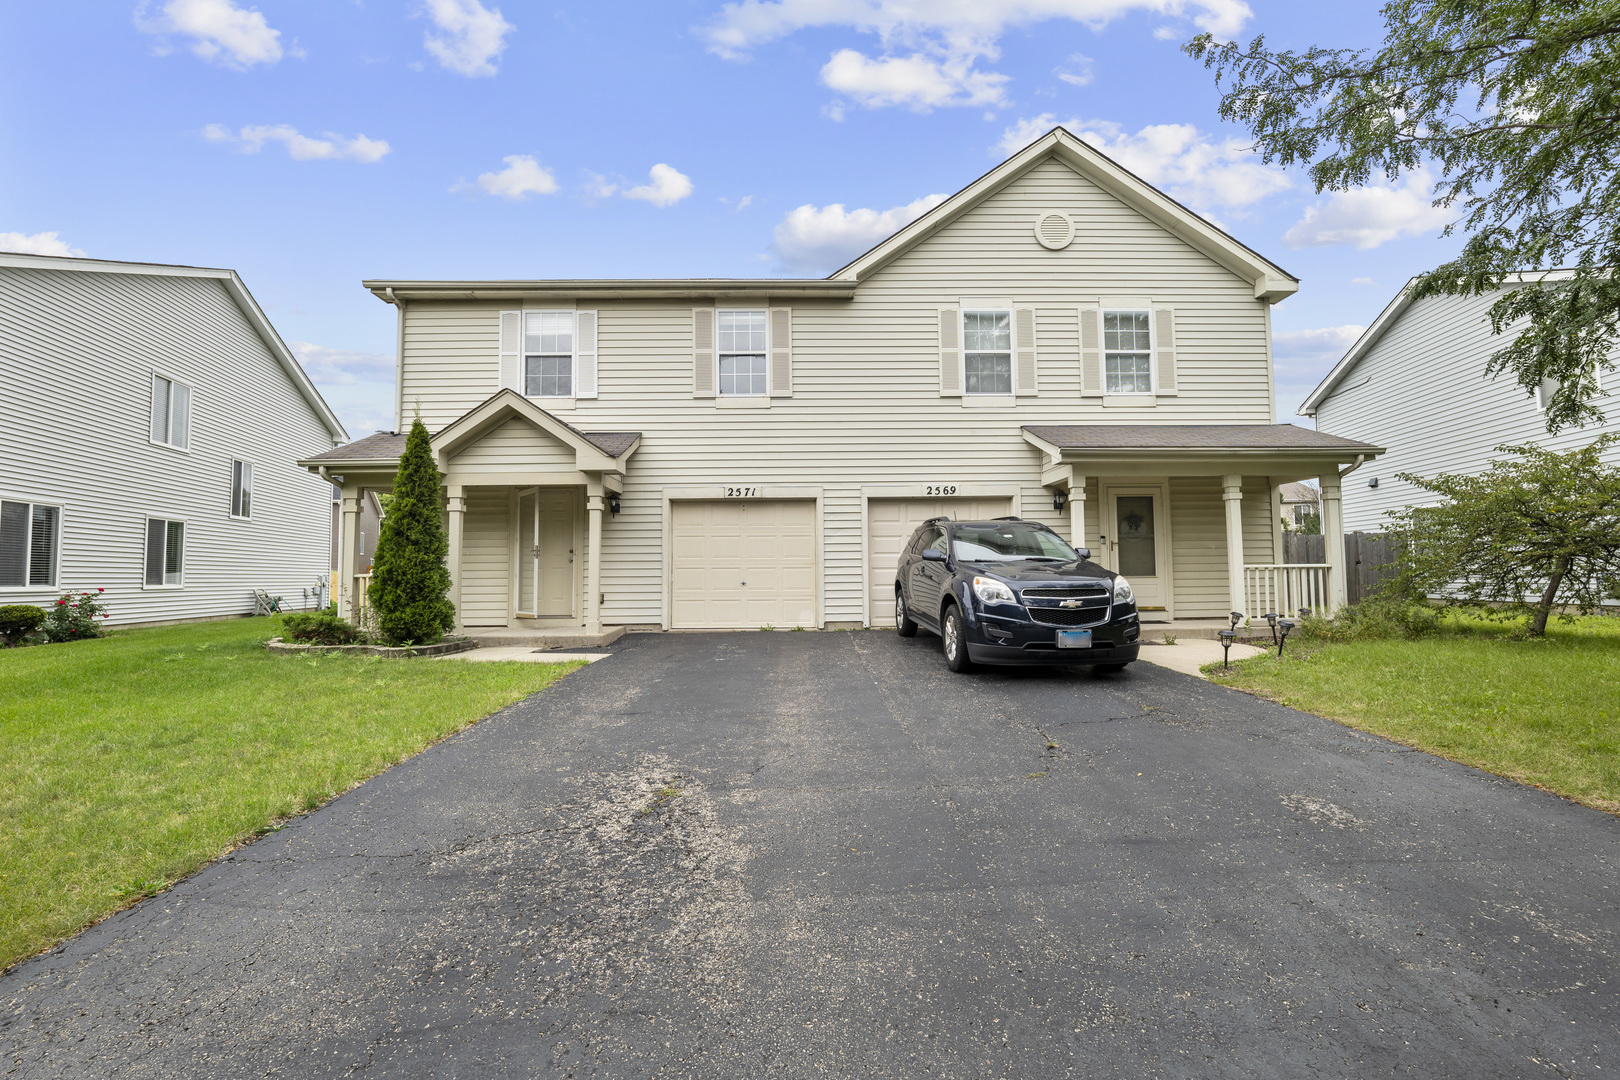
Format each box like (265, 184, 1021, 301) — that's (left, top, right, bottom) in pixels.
(1021, 424, 1381, 453)
(299, 425, 643, 469)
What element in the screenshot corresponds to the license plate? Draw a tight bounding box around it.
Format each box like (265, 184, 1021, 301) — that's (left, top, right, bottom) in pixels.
(1055, 630, 1092, 649)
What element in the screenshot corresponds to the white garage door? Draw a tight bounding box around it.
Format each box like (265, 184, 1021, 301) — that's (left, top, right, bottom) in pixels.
(868, 496, 1013, 626)
(671, 500, 817, 629)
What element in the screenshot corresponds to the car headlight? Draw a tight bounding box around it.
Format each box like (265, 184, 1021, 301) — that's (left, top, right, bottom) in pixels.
(1113, 576, 1135, 605)
(972, 576, 1016, 605)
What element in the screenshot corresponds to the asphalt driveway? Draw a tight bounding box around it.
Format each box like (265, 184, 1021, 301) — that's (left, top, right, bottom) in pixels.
(3, 631, 1617, 1078)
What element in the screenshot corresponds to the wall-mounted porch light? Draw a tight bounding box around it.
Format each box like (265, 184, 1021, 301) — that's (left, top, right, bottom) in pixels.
(608, 492, 622, 516)
(1052, 488, 1068, 512)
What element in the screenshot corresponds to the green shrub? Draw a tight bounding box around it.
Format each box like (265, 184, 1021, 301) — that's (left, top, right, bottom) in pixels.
(280, 611, 360, 645)
(43, 590, 110, 642)
(1302, 598, 1442, 642)
(0, 604, 47, 645)
(367, 417, 455, 646)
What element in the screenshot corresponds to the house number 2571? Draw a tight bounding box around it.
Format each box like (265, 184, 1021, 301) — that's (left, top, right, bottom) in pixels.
(725, 486, 760, 497)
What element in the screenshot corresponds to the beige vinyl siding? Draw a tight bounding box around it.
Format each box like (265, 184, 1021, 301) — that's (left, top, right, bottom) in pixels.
(459, 487, 510, 625)
(450, 417, 575, 470)
(0, 266, 336, 625)
(1315, 291, 1620, 532)
(1168, 477, 1226, 618)
(398, 155, 1280, 627)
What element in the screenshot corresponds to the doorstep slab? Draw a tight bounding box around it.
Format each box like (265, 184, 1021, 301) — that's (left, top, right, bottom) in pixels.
(1136, 637, 1266, 678)
(435, 648, 611, 664)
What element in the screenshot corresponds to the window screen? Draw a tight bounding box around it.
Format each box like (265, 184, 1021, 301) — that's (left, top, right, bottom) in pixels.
(1103, 312, 1153, 394)
(1, 500, 59, 588)
(717, 310, 768, 395)
(146, 519, 184, 586)
(963, 311, 1012, 395)
(150, 375, 191, 448)
(523, 312, 574, 397)
(231, 460, 253, 518)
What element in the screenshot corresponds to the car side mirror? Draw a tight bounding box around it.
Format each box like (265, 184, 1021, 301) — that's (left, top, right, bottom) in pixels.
(921, 548, 946, 562)
(1074, 548, 1091, 560)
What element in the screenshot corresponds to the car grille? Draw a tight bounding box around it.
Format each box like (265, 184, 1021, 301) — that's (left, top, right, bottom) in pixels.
(1029, 606, 1109, 627)
(1021, 586, 1109, 600)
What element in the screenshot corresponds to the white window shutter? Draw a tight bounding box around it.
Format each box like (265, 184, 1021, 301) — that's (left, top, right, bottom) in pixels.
(575, 310, 598, 398)
(498, 310, 521, 393)
(693, 308, 715, 398)
(938, 309, 961, 396)
(768, 307, 792, 397)
(172, 382, 190, 449)
(1079, 306, 1102, 397)
(1154, 308, 1177, 392)
(1014, 307, 1037, 396)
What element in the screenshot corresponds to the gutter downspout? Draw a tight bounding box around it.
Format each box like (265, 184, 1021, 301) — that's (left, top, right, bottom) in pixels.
(386, 287, 405, 434)
(1339, 453, 1367, 478)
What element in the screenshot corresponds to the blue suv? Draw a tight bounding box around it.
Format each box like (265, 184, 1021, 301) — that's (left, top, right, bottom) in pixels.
(893, 516, 1140, 673)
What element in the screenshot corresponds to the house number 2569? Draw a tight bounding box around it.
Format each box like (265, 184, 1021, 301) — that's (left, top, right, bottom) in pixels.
(926, 485, 958, 496)
(725, 486, 760, 497)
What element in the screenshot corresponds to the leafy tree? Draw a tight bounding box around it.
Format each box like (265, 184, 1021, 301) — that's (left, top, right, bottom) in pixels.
(1187, 0, 1620, 433)
(1384, 433, 1620, 635)
(367, 418, 455, 645)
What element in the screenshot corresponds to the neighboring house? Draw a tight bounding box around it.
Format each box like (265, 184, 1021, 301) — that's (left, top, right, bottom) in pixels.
(1278, 481, 1321, 531)
(304, 127, 1380, 635)
(1, 253, 348, 626)
(1302, 273, 1618, 533)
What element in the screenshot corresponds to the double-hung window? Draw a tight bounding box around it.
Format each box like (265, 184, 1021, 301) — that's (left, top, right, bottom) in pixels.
(0, 499, 60, 589)
(717, 310, 768, 396)
(145, 518, 185, 587)
(1103, 311, 1153, 394)
(231, 460, 253, 519)
(524, 312, 574, 398)
(150, 374, 191, 449)
(963, 311, 1012, 395)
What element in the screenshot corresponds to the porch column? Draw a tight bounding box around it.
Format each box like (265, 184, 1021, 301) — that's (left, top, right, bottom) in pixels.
(585, 492, 604, 634)
(1068, 474, 1087, 553)
(1222, 474, 1246, 616)
(445, 485, 465, 631)
(339, 484, 361, 622)
(1321, 472, 1347, 615)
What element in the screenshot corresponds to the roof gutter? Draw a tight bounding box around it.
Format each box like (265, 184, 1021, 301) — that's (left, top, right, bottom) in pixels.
(363, 279, 859, 302)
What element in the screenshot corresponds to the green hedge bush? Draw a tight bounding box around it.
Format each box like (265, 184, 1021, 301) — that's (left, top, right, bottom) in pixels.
(280, 611, 360, 645)
(0, 604, 47, 645)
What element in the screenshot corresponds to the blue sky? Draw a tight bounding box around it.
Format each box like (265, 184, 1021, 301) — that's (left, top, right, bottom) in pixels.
(2, 1, 1464, 437)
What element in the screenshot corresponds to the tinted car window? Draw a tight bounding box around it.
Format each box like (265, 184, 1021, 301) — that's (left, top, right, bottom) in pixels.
(916, 527, 946, 555)
(951, 524, 1078, 562)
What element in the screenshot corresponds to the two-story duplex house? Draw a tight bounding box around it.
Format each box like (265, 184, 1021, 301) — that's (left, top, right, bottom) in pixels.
(1, 253, 348, 626)
(303, 128, 1380, 640)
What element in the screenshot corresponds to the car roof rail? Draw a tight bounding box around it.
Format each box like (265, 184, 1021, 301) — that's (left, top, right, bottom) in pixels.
(991, 515, 1022, 521)
(921, 515, 952, 525)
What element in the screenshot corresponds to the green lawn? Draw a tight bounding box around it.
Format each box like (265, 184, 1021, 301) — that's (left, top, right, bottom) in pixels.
(1209, 614, 1620, 812)
(0, 617, 580, 972)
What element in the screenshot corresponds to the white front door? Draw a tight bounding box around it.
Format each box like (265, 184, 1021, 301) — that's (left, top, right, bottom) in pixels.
(1102, 485, 1170, 619)
(515, 488, 575, 619)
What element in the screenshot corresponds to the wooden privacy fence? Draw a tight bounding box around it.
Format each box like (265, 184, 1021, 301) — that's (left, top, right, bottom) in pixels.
(1279, 531, 1401, 607)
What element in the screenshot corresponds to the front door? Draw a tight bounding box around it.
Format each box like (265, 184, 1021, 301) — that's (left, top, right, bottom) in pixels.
(515, 488, 575, 619)
(1104, 487, 1170, 617)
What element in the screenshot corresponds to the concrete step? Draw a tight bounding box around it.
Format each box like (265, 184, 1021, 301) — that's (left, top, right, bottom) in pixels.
(462, 625, 627, 649)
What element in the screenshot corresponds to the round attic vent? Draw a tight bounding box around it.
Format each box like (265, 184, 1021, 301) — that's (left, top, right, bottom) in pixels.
(1034, 212, 1075, 250)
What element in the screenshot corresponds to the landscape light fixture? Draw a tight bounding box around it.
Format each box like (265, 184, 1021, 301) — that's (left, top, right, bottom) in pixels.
(1277, 618, 1297, 658)
(1229, 610, 1244, 632)
(1052, 489, 1068, 512)
(1218, 628, 1236, 669)
(1263, 611, 1279, 645)
(1298, 607, 1311, 621)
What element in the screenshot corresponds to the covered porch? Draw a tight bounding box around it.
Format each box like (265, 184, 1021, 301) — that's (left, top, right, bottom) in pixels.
(1022, 424, 1384, 621)
(300, 391, 639, 642)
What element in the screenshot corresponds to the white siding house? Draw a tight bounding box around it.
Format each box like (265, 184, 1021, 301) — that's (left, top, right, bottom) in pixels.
(1302, 277, 1619, 532)
(0, 254, 348, 626)
(306, 128, 1380, 636)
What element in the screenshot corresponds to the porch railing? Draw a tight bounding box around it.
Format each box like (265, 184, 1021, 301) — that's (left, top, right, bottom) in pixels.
(1244, 563, 1331, 619)
(353, 573, 372, 622)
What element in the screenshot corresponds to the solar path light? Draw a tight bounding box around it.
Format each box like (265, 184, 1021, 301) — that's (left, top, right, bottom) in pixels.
(1276, 618, 1297, 658)
(1217, 628, 1236, 668)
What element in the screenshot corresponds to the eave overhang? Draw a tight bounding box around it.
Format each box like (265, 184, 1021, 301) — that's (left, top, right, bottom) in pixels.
(364, 279, 859, 304)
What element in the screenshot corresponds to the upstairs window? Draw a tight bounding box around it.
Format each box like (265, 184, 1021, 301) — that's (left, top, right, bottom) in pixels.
(150, 374, 191, 449)
(718, 310, 768, 396)
(524, 312, 574, 398)
(963, 311, 1012, 395)
(231, 460, 253, 519)
(1103, 311, 1153, 394)
(0, 499, 59, 589)
(145, 518, 185, 587)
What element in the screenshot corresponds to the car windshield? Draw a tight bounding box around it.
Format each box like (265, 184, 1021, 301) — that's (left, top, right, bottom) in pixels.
(951, 524, 1079, 563)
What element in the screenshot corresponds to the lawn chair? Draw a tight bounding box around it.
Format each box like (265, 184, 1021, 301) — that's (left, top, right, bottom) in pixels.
(252, 589, 286, 615)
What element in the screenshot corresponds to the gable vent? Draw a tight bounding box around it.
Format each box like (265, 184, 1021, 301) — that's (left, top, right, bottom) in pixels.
(1034, 212, 1075, 250)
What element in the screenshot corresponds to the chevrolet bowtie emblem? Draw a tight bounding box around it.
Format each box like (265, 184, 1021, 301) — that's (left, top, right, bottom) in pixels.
(1060, 599, 1086, 608)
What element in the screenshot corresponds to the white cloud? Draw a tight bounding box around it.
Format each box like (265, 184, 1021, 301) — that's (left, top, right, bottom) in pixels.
(1272, 325, 1365, 371)
(1283, 169, 1453, 250)
(422, 0, 514, 77)
(1055, 52, 1093, 86)
(0, 231, 87, 258)
(138, 0, 285, 69)
(290, 341, 397, 437)
(204, 124, 391, 163)
(472, 155, 559, 199)
(995, 115, 1290, 214)
(1351, 276, 1375, 285)
(624, 164, 694, 207)
(821, 49, 1008, 111)
(771, 192, 947, 272)
(581, 171, 619, 200)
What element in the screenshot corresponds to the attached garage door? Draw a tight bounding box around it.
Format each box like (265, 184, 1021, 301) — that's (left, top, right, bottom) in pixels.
(868, 496, 1013, 626)
(671, 500, 817, 629)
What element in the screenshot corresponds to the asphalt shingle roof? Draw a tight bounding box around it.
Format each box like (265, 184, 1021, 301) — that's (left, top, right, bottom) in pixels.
(303, 427, 640, 465)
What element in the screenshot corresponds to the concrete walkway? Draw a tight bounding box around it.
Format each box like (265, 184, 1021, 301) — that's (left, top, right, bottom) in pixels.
(1136, 637, 1267, 678)
(436, 647, 612, 664)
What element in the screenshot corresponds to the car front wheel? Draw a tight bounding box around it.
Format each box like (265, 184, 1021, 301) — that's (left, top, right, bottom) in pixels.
(895, 590, 918, 637)
(942, 605, 973, 672)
